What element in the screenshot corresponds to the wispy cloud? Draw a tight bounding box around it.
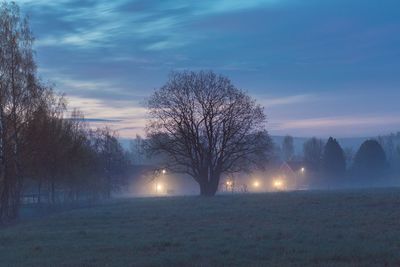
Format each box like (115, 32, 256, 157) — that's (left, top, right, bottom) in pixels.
(278, 116, 400, 129)
(21, 0, 285, 51)
(261, 94, 317, 107)
(270, 115, 400, 137)
(13, 0, 400, 138)
(66, 95, 148, 137)
(195, 0, 283, 15)
(69, 118, 123, 123)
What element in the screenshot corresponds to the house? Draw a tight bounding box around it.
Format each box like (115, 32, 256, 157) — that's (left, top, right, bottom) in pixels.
(275, 161, 307, 190)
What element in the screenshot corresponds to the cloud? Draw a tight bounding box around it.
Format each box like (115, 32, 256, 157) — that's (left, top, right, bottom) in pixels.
(66, 96, 147, 119)
(37, 68, 148, 103)
(65, 95, 148, 137)
(11, 0, 400, 139)
(195, 0, 283, 15)
(20, 0, 285, 51)
(282, 116, 400, 128)
(261, 94, 317, 107)
(69, 118, 123, 123)
(270, 115, 400, 137)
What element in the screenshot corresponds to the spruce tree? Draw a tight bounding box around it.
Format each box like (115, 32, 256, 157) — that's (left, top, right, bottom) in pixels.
(322, 137, 346, 177)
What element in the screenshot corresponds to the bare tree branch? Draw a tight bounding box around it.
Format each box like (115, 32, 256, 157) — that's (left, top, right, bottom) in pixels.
(146, 71, 272, 196)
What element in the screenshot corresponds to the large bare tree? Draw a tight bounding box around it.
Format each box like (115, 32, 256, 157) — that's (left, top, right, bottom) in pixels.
(146, 71, 271, 196)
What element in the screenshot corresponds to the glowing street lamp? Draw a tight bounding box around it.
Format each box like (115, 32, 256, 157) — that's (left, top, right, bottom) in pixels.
(156, 183, 163, 193)
(225, 179, 234, 192)
(301, 167, 305, 173)
(253, 180, 260, 188)
(153, 168, 167, 194)
(272, 179, 284, 190)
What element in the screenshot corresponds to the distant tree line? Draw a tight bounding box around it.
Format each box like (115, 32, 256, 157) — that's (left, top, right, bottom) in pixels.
(279, 134, 391, 187)
(3, 1, 398, 215)
(0, 2, 130, 223)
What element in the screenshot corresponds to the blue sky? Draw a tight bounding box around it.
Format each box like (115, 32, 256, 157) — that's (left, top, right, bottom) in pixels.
(16, 0, 400, 138)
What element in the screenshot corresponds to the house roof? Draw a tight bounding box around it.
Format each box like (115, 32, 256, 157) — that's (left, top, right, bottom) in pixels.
(279, 161, 305, 176)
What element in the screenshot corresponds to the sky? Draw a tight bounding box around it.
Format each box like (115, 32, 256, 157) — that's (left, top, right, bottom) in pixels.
(15, 0, 400, 138)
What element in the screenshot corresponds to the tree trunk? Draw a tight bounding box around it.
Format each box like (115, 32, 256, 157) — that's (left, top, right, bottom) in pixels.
(199, 177, 220, 196)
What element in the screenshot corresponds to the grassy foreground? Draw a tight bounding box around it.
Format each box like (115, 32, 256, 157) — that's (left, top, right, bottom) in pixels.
(1, 189, 400, 266)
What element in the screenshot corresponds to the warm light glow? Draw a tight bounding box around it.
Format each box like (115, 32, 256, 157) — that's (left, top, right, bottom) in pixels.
(162, 169, 166, 174)
(301, 167, 305, 173)
(156, 183, 163, 192)
(253, 181, 260, 188)
(272, 179, 284, 190)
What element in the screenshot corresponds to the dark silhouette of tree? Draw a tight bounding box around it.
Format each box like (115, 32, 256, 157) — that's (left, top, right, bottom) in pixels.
(93, 127, 128, 199)
(0, 2, 130, 222)
(303, 137, 324, 171)
(322, 137, 346, 178)
(23, 91, 67, 204)
(0, 2, 47, 222)
(282, 135, 294, 161)
(353, 139, 387, 178)
(378, 133, 400, 171)
(129, 134, 145, 164)
(146, 71, 271, 196)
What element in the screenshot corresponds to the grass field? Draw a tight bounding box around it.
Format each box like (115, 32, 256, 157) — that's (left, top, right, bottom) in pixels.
(1, 189, 400, 266)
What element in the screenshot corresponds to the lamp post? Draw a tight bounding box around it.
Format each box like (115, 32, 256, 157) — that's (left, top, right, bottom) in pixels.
(154, 168, 167, 194)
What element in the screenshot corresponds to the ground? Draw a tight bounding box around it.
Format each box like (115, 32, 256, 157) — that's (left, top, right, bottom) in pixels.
(1, 189, 400, 266)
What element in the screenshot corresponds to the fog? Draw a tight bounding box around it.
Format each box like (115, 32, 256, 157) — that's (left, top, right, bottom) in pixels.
(118, 133, 400, 198)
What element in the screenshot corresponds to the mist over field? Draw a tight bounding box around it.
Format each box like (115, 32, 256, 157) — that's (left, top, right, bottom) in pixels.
(3, 189, 400, 266)
(1, 0, 400, 266)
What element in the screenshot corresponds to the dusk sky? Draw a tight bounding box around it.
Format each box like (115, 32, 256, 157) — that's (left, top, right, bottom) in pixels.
(17, 0, 400, 138)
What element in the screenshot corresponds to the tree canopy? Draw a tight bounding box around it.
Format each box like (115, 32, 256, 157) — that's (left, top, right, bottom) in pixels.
(303, 137, 324, 171)
(353, 139, 387, 177)
(146, 71, 271, 196)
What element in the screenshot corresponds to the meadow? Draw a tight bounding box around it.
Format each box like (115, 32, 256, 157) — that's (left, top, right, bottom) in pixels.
(1, 189, 400, 266)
